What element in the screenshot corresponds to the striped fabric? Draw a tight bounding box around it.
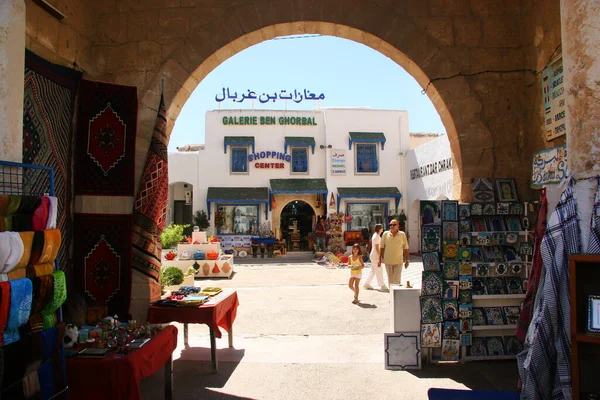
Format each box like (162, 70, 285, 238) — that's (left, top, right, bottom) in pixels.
(520, 179, 600, 399)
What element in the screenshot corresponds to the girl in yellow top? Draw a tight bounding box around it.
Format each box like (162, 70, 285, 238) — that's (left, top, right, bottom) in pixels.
(348, 243, 364, 304)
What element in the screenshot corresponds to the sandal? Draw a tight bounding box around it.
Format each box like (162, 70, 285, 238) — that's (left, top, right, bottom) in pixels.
(352, 299, 359, 304)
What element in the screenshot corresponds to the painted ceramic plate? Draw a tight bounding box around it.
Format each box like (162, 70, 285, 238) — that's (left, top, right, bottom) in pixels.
(420, 295, 443, 324)
(238, 250, 248, 258)
(470, 337, 488, 356)
(486, 336, 505, 356)
(503, 336, 523, 355)
(483, 203, 496, 215)
(422, 271, 443, 296)
(471, 203, 483, 216)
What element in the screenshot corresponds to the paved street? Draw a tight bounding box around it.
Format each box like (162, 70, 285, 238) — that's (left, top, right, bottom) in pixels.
(140, 254, 519, 399)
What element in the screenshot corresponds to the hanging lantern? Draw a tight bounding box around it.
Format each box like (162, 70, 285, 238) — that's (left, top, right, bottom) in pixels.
(271, 197, 277, 209)
(329, 193, 335, 208)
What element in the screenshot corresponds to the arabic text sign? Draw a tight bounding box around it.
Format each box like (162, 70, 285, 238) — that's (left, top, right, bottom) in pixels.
(331, 149, 346, 176)
(531, 144, 567, 188)
(541, 58, 566, 141)
(216, 88, 325, 104)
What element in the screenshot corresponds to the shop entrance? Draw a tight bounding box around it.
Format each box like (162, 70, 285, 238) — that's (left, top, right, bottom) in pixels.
(280, 200, 316, 251)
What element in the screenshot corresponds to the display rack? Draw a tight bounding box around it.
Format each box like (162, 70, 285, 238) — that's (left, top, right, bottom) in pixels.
(0, 160, 68, 399)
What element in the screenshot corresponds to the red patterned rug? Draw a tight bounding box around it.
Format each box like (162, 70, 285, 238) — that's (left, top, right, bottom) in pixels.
(75, 80, 137, 196)
(132, 95, 168, 282)
(74, 214, 132, 318)
(23, 50, 82, 273)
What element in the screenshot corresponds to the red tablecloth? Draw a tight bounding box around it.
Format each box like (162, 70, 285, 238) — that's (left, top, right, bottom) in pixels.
(147, 291, 239, 338)
(66, 325, 178, 400)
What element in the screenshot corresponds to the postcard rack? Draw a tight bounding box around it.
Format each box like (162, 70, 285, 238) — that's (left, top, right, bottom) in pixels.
(0, 160, 68, 399)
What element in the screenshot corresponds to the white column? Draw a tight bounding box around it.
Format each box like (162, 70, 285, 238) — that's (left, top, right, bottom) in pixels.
(0, 0, 26, 162)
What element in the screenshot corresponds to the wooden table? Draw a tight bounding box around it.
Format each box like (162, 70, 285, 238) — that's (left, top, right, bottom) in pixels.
(66, 325, 178, 400)
(147, 290, 239, 373)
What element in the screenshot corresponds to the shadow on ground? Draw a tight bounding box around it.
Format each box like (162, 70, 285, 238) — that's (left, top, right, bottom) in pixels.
(409, 360, 519, 392)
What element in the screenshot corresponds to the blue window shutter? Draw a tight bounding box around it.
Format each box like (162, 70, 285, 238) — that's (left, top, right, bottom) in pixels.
(292, 148, 308, 173)
(357, 144, 378, 173)
(231, 148, 248, 172)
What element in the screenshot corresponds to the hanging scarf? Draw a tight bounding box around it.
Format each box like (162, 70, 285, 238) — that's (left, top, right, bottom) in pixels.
(45, 197, 57, 230)
(22, 275, 54, 336)
(3, 278, 33, 346)
(0, 231, 24, 274)
(26, 232, 45, 279)
(31, 263, 54, 278)
(15, 231, 34, 270)
(0, 195, 9, 232)
(41, 271, 66, 329)
(0, 281, 11, 346)
(38, 229, 61, 264)
(38, 322, 65, 398)
(4, 195, 21, 232)
(32, 197, 49, 231)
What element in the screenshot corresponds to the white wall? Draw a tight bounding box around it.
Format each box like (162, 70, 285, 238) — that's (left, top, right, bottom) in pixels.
(405, 134, 454, 253)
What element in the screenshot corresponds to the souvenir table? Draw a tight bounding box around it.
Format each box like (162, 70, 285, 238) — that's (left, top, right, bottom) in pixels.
(65, 325, 178, 400)
(147, 290, 239, 373)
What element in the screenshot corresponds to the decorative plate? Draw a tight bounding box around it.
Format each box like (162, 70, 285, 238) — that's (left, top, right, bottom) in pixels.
(459, 290, 472, 304)
(459, 275, 473, 290)
(441, 339, 460, 361)
(422, 225, 442, 253)
(238, 250, 248, 258)
(459, 262, 472, 276)
(443, 321, 460, 340)
(421, 323, 442, 348)
(422, 252, 441, 271)
(441, 200, 459, 221)
(505, 232, 519, 244)
(443, 280, 459, 299)
(459, 220, 471, 233)
(472, 277, 488, 295)
(509, 202, 524, 216)
(520, 242, 534, 257)
(443, 261, 459, 280)
(460, 318, 472, 332)
(497, 202, 510, 215)
(511, 263, 523, 276)
(420, 295, 443, 324)
(476, 263, 490, 277)
(459, 303, 472, 318)
(472, 308, 487, 326)
(473, 190, 496, 204)
(459, 246, 472, 261)
(484, 307, 505, 325)
(443, 241, 459, 260)
(461, 333, 472, 347)
(459, 204, 471, 219)
(442, 221, 459, 241)
(503, 336, 523, 355)
(470, 203, 483, 216)
(503, 306, 521, 325)
(422, 271, 443, 296)
(486, 336, 505, 356)
(487, 277, 506, 295)
(483, 203, 496, 215)
(459, 233, 471, 246)
(442, 300, 458, 320)
(505, 277, 523, 294)
(469, 337, 488, 356)
(495, 263, 508, 276)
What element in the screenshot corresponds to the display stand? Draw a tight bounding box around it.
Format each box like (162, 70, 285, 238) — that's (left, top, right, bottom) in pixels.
(0, 160, 68, 398)
(162, 241, 234, 278)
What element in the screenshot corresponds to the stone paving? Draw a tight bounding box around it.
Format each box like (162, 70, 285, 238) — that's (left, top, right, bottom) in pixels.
(140, 254, 519, 399)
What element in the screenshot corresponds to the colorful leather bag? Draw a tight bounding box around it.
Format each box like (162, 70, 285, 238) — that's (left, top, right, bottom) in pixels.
(4, 278, 32, 346)
(193, 250, 205, 260)
(41, 271, 66, 329)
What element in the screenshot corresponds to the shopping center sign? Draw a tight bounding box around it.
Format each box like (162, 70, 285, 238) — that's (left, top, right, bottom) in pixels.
(222, 115, 318, 126)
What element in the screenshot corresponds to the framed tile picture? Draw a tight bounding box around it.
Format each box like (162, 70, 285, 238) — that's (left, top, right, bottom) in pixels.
(588, 295, 600, 333)
(421, 323, 442, 348)
(442, 200, 459, 221)
(495, 178, 519, 202)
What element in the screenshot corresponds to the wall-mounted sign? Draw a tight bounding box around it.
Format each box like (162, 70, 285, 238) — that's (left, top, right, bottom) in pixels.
(222, 115, 317, 126)
(249, 150, 291, 169)
(216, 88, 325, 104)
(531, 144, 567, 188)
(410, 158, 453, 180)
(330, 149, 346, 176)
(541, 57, 566, 141)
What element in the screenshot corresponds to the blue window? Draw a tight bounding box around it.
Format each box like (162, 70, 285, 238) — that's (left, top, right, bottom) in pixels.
(356, 143, 378, 173)
(291, 147, 308, 174)
(231, 147, 248, 173)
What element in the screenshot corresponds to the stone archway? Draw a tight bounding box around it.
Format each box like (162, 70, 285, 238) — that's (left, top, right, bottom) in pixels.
(279, 200, 317, 251)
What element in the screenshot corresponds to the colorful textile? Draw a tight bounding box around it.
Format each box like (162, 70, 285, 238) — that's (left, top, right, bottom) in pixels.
(4, 195, 21, 231)
(1, 339, 27, 399)
(74, 214, 132, 318)
(41, 271, 66, 329)
(16, 231, 34, 269)
(519, 179, 580, 400)
(132, 95, 168, 282)
(39, 229, 61, 264)
(22, 275, 54, 335)
(4, 278, 33, 346)
(0, 282, 11, 346)
(12, 196, 41, 232)
(33, 196, 49, 230)
(38, 323, 66, 399)
(516, 188, 548, 343)
(0, 195, 8, 231)
(0, 232, 24, 274)
(23, 51, 81, 274)
(75, 80, 137, 196)
(45, 196, 57, 229)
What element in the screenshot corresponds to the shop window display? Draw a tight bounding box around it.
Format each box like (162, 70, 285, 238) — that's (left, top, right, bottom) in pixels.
(216, 205, 258, 234)
(355, 143, 378, 173)
(231, 147, 248, 173)
(291, 147, 308, 173)
(346, 203, 386, 231)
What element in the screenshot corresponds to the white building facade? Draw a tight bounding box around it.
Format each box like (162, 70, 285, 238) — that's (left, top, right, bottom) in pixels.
(168, 108, 413, 251)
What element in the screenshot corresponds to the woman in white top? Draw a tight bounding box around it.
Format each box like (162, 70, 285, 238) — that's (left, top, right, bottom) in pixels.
(364, 224, 387, 291)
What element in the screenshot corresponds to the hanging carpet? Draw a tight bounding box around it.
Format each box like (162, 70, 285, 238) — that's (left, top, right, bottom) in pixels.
(131, 95, 168, 283)
(22, 50, 81, 273)
(75, 80, 137, 196)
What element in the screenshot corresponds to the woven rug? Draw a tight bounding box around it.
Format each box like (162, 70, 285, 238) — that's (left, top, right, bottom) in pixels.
(23, 50, 81, 272)
(75, 80, 137, 196)
(132, 95, 168, 283)
(73, 214, 132, 318)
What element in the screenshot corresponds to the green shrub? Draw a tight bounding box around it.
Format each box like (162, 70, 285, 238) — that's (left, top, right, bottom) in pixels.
(161, 267, 184, 287)
(161, 223, 189, 249)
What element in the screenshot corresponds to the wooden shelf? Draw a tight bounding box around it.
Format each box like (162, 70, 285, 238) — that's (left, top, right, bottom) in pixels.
(575, 332, 600, 345)
(464, 355, 516, 361)
(472, 294, 526, 300)
(473, 324, 517, 331)
(471, 231, 529, 236)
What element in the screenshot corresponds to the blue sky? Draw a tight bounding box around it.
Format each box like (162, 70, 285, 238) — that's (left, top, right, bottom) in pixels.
(169, 35, 446, 151)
